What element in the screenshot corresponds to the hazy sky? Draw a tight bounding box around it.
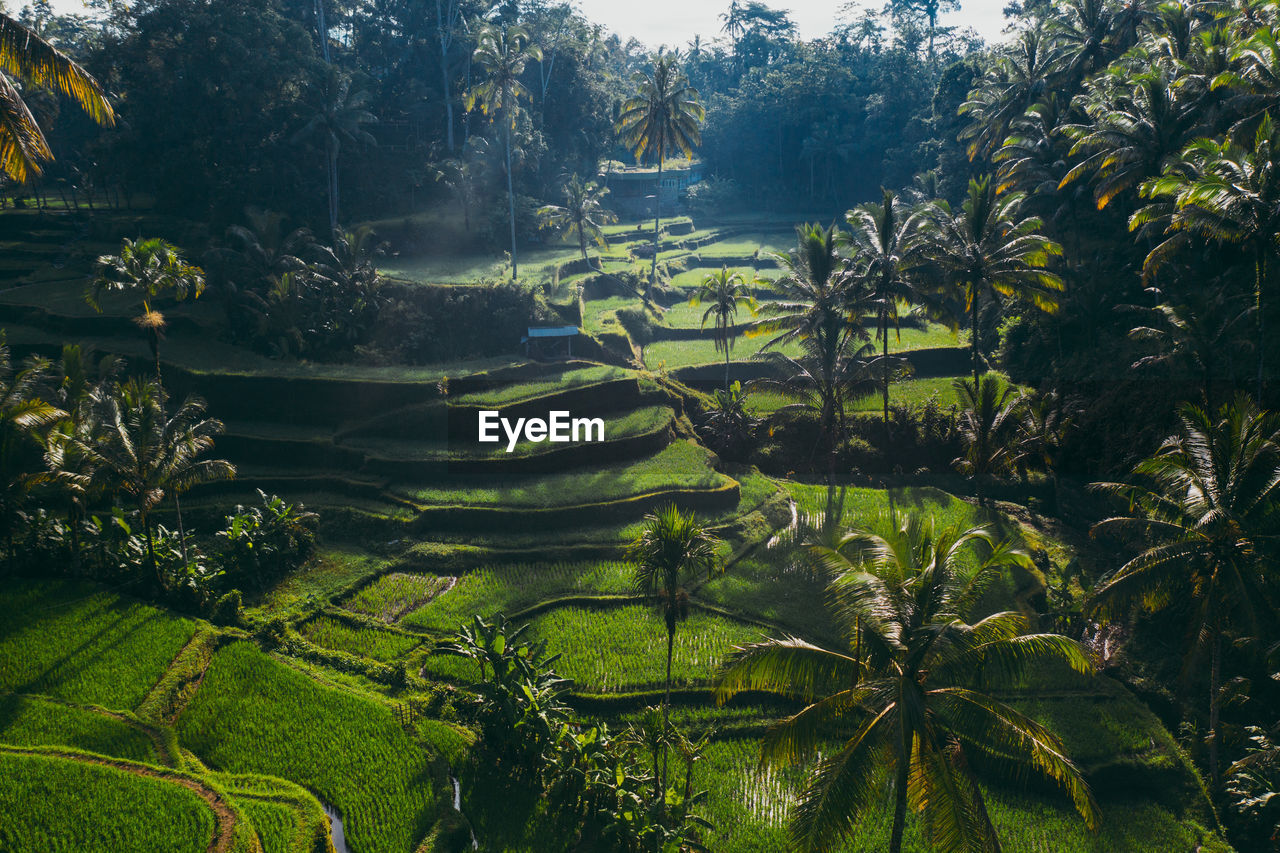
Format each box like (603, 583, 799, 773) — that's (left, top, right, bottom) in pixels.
(42, 0, 1014, 47)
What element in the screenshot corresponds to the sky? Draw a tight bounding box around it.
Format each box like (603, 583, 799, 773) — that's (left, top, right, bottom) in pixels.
(41, 0, 1014, 47)
(574, 0, 1014, 48)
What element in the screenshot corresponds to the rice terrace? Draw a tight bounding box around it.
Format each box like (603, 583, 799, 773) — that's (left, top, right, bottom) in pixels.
(1, 0, 1279, 851)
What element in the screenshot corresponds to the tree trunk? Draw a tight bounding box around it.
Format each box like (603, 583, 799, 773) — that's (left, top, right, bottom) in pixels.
(437, 0, 455, 152)
(663, 622, 675, 792)
(889, 735, 911, 853)
(327, 142, 339, 232)
(651, 151, 664, 282)
(315, 0, 331, 64)
(174, 492, 189, 566)
(971, 286, 982, 390)
(882, 307, 890, 445)
(506, 116, 518, 280)
(1209, 630, 1221, 784)
(1256, 254, 1266, 401)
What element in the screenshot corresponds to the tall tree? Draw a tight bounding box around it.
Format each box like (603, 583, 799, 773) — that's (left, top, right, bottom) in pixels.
(627, 503, 722, 787)
(88, 238, 205, 380)
(842, 189, 924, 438)
(716, 514, 1098, 853)
(916, 176, 1064, 388)
(690, 266, 756, 390)
(466, 22, 542, 280)
(1091, 396, 1280, 783)
(1134, 114, 1280, 398)
(536, 173, 617, 265)
(78, 379, 234, 581)
(294, 68, 376, 232)
(0, 13, 114, 183)
(615, 53, 705, 281)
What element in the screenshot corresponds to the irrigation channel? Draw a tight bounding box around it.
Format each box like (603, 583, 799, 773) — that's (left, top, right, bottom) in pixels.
(452, 776, 479, 849)
(322, 802, 349, 853)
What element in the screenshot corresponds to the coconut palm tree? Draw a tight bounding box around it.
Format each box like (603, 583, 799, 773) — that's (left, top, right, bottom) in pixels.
(0, 13, 114, 183)
(753, 223, 873, 468)
(1090, 395, 1280, 783)
(615, 54, 705, 281)
(536, 174, 617, 266)
(466, 22, 541, 280)
(0, 343, 62, 565)
(88, 238, 205, 380)
(716, 514, 1098, 853)
(1133, 114, 1280, 397)
(842, 189, 925, 437)
(294, 68, 377, 232)
(627, 504, 722, 740)
(78, 378, 234, 581)
(953, 374, 1023, 505)
(914, 176, 1063, 388)
(690, 266, 756, 390)
(958, 28, 1062, 162)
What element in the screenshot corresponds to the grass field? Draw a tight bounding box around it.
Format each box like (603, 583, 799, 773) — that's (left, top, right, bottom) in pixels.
(344, 573, 454, 622)
(298, 615, 424, 661)
(399, 560, 636, 633)
(0, 751, 215, 853)
(177, 641, 437, 853)
(0, 695, 158, 763)
(0, 582, 195, 710)
(393, 440, 732, 507)
(523, 605, 765, 693)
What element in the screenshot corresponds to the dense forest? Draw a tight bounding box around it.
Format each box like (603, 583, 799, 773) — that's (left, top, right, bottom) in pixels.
(1, 0, 1280, 851)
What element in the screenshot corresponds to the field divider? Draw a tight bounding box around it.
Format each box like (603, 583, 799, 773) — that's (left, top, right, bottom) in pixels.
(137, 627, 226, 728)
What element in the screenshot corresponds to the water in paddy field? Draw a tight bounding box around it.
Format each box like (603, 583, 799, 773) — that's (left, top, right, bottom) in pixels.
(452, 776, 479, 850)
(322, 802, 350, 853)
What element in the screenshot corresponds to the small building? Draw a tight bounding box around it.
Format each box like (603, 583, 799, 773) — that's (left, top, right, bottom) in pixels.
(602, 159, 705, 218)
(522, 325, 579, 360)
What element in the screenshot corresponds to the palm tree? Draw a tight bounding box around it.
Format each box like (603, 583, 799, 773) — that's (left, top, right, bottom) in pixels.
(1016, 389, 1075, 511)
(842, 189, 925, 437)
(915, 176, 1063, 388)
(88, 238, 205, 380)
(953, 374, 1023, 505)
(1133, 114, 1280, 397)
(1090, 395, 1280, 783)
(1126, 285, 1253, 411)
(0, 343, 62, 565)
(78, 378, 235, 581)
(958, 28, 1062, 163)
(434, 136, 489, 233)
(1060, 68, 1201, 211)
(716, 514, 1098, 853)
(615, 54, 705, 281)
(466, 23, 542, 280)
(536, 174, 617, 266)
(627, 504, 722, 742)
(690, 266, 756, 390)
(0, 14, 114, 183)
(294, 68, 377, 232)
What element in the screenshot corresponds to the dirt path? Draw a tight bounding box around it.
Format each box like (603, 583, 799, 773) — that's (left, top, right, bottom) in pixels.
(0, 745, 237, 853)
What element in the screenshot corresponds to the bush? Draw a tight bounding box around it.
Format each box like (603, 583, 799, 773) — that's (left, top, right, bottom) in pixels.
(217, 491, 318, 591)
(211, 589, 242, 626)
(373, 281, 556, 363)
(684, 176, 743, 218)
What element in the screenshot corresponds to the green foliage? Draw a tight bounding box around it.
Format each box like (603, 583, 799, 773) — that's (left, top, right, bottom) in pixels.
(0, 581, 195, 708)
(217, 490, 319, 591)
(0, 751, 215, 853)
(176, 641, 437, 853)
(0, 696, 157, 763)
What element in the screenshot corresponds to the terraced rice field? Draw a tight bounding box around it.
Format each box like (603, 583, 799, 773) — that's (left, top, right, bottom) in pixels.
(523, 605, 765, 694)
(176, 641, 439, 853)
(0, 696, 158, 763)
(0, 751, 216, 853)
(0, 582, 196, 709)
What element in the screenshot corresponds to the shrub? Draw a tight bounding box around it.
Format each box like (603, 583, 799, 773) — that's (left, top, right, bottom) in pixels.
(211, 589, 242, 626)
(217, 491, 318, 591)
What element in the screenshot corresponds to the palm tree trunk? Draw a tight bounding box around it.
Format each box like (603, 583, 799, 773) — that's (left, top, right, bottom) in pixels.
(437, 4, 454, 153)
(663, 622, 674, 791)
(314, 0, 331, 63)
(651, 145, 664, 282)
(882, 310, 890, 444)
(506, 116, 518, 280)
(972, 286, 982, 390)
(174, 492, 188, 566)
(1209, 630, 1221, 784)
(327, 141, 339, 232)
(889, 737, 911, 853)
(1256, 254, 1266, 401)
